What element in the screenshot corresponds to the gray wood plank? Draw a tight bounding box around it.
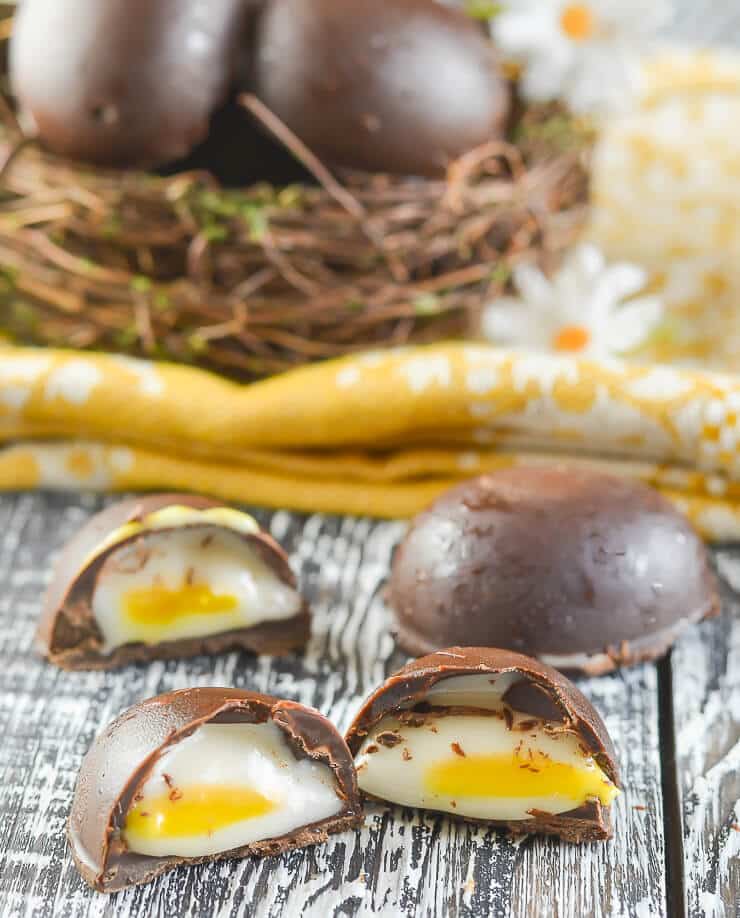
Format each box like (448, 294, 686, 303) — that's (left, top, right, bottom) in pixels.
(671, 552, 740, 918)
(0, 493, 667, 917)
(509, 666, 667, 918)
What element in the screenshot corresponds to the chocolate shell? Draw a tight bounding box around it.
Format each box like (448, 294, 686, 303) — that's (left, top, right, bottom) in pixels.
(10, 0, 254, 167)
(389, 469, 719, 674)
(69, 688, 363, 892)
(253, 0, 510, 176)
(346, 647, 620, 842)
(39, 494, 309, 670)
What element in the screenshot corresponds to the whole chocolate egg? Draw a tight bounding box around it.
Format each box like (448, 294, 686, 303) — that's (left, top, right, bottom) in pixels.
(10, 0, 256, 167)
(389, 469, 719, 674)
(253, 0, 510, 176)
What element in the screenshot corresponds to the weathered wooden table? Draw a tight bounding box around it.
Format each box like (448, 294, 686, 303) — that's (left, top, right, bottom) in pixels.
(0, 493, 736, 917)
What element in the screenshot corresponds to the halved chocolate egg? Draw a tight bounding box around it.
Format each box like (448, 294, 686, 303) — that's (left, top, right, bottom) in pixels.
(253, 0, 510, 176)
(69, 689, 362, 892)
(346, 648, 620, 842)
(389, 469, 719, 674)
(39, 494, 309, 669)
(10, 0, 254, 167)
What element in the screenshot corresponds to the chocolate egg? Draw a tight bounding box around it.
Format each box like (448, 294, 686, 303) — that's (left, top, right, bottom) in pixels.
(10, 0, 255, 167)
(253, 0, 510, 176)
(39, 494, 309, 669)
(389, 469, 718, 674)
(69, 688, 362, 891)
(346, 647, 620, 842)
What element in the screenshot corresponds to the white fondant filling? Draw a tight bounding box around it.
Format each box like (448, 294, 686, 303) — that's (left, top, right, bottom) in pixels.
(124, 722, 343, 858)
(92, 528, 301, 652)
(356, 711, 614, 821)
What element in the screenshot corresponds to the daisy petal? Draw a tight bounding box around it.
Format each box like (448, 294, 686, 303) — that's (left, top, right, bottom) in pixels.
(521, 53, 573, 102)
(494, 10, 556, 54)
(481, 299, 552, 348)
(511, 263, 555, 309)
(608, 297, 664, 353)
(599, 263, 650, 300)
(571, 244, 607, 280)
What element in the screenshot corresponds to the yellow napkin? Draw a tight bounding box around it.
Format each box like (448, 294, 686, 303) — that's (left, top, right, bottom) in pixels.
(2, 343, 740, 539)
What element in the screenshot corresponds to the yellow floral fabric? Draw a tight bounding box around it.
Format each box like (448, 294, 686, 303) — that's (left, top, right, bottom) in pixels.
(2, 343, 740, 539)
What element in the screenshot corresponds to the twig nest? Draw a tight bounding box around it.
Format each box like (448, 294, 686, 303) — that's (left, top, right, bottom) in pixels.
(254, 0, 511, 176)
(0, 4, 589, 379)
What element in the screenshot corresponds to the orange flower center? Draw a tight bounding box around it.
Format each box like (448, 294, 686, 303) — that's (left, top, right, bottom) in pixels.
(560, 4, 595, 41)
(553, 325, 591, 352)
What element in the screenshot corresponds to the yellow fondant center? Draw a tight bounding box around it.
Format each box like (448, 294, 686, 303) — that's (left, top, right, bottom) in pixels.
(425, 751, 618, 806)
(560, 4, 595, 41)
(124, 786, 276, 843)
(123, 583, 238, 626)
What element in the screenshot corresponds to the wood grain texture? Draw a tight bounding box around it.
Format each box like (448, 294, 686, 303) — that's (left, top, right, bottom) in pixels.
(671, 551, 740, 918)
(0, 493, 669, 917)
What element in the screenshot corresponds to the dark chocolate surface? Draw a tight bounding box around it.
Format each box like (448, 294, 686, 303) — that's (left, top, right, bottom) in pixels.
(10, 0, 254, 167)
(39, 494, 310, 669)
(253, 0, 510, 176)
(68, 688, 362, 892)
(390, 469, 719, 671)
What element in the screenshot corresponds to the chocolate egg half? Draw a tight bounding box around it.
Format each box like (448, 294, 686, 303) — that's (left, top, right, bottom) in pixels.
(253, 0, 510, 176)
(39, 494, 309, 669)
(346, 647, 620, 842)
(10, 0, 253, 167)
(69, 689, 362, 892)
(389, 469, 718, 674)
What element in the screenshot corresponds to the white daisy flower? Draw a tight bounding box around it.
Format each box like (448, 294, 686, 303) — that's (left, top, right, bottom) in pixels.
(482, 244, 663, 359)
(493, 0, 673, 113)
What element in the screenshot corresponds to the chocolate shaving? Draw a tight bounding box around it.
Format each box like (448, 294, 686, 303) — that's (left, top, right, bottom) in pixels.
(451, 742, 466, 758)
(402, 748, 412, 762)
(376, 731, 403, 748)
(398, 712, 427, 728)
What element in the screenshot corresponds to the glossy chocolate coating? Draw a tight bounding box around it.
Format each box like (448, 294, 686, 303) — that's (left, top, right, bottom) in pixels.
(253, 0, 510, 176)
(390, 469, 718, 674)
(39, 494, 310, 669)
(10, 0, 254, 167)
(69, 689, 363, 892)
(346, 646, 620, 842)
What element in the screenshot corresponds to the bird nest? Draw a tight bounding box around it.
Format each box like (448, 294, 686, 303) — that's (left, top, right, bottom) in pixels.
(0, 16, 591, 381)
